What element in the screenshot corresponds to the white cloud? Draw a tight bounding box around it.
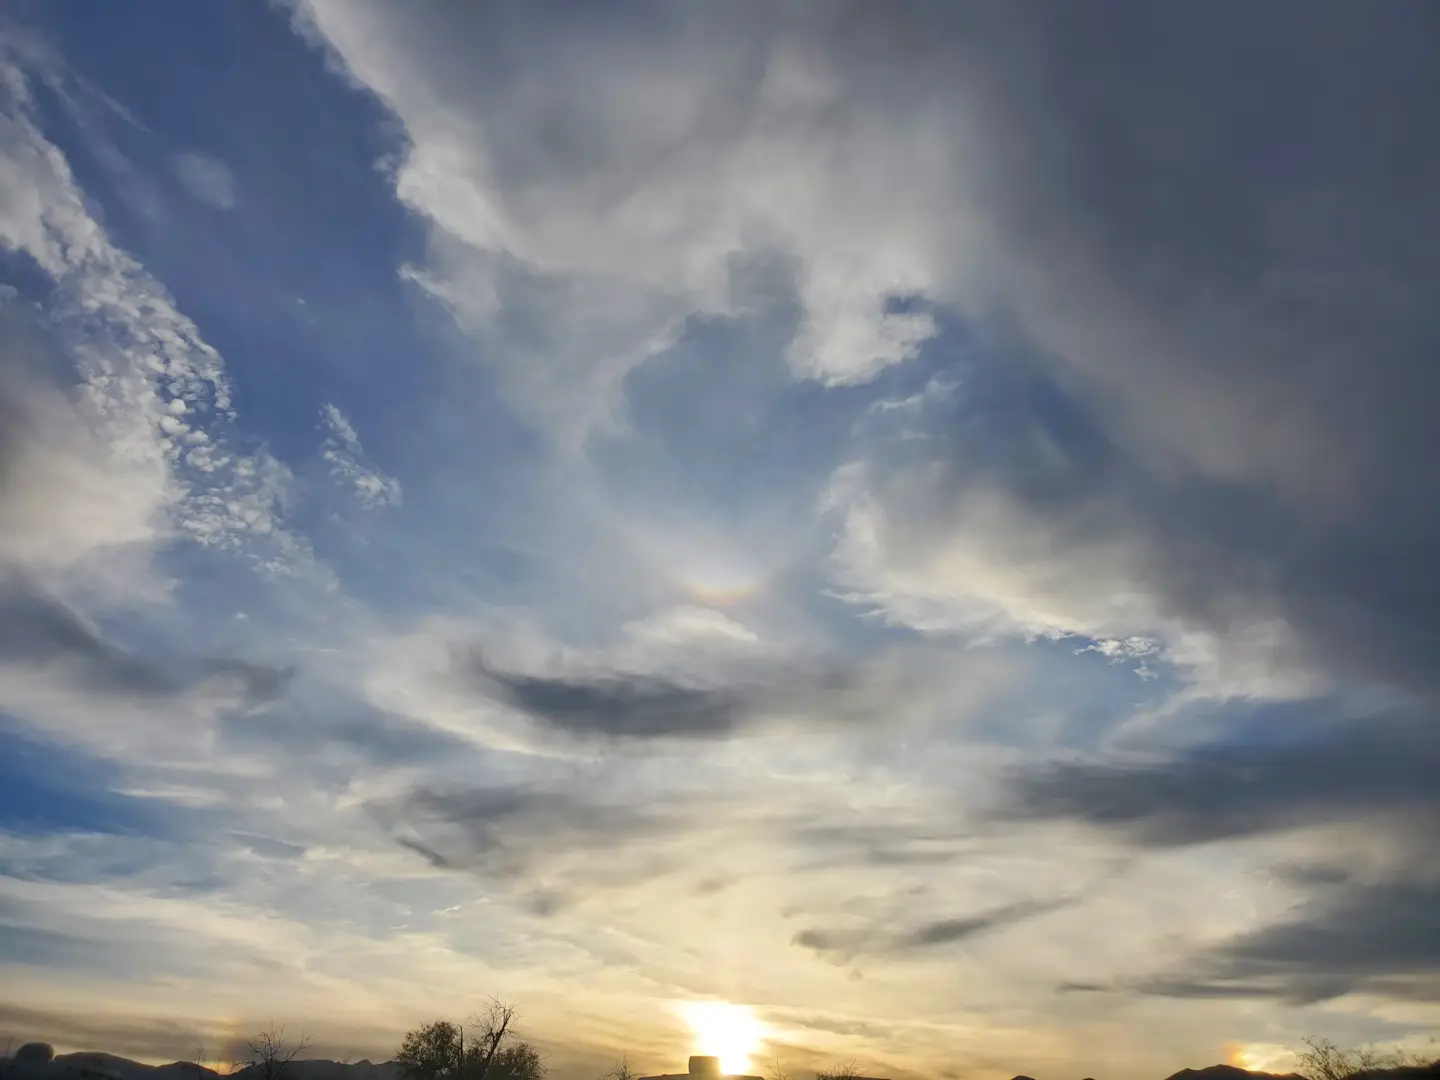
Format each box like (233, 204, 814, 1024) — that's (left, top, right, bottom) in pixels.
(293, 1, 953, 443)
(621, 605, 759, 648)
(319, 402, 402, 510)
(822, 460, 1326, 700)
(0, 316, 167, 587)
(171, 151, 236, 210)
(0, 48, 306, 580)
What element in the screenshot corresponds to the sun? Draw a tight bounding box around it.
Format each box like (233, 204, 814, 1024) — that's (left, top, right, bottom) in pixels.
(682, 1001, 764, 1075)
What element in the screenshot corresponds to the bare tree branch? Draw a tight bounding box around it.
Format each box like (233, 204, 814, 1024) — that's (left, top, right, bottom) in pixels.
(236, 1026, 313, 1080)
(1295, 1037, 1431, 1080)
(466, 999, 517, 1080)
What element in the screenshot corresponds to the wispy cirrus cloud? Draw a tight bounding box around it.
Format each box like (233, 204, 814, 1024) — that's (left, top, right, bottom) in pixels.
(319, 402, 401, 511)
(171, 150, 236, 211)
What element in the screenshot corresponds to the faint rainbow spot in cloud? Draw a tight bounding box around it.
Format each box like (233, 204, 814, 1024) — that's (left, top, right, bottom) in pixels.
(648, 537, 767, 606)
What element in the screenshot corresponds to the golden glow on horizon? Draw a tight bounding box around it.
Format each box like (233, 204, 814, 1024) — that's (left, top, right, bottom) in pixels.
(1227, 1044, 1295, 1073)
(682, 1001, 765, 1075)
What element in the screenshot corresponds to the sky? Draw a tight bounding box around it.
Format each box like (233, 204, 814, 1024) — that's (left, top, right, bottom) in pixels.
(1, 2, 1438, 1079)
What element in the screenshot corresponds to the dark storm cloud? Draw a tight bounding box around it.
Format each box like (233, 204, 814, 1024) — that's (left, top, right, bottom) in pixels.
(794, 897, 1070, 962)
(996, 714, 1440, 847)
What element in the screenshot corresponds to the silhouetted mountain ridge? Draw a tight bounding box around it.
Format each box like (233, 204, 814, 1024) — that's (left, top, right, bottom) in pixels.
(1158, 1064, 1439, 1080)
(5, 1049, 1437, 1080)
(1163, 1066, 1306, 1080)
(1, 1053, 400, 1080)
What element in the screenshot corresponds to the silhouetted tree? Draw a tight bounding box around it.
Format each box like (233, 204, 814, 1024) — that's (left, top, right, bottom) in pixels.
(1297, 1038, 1428, 1080)
(236, 1027, 312, 1080)
(463, 999, 519, 1080)
(397, 1022, 464, 1080)
(816, 1064, 862, 1080)
(602, 1057, 637, 1080)
(479, 1043, 544, 1080)
(397, 1001, 527, 1080)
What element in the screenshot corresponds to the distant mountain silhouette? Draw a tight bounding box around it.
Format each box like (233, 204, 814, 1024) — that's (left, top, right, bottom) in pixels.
(230, 1063, 399, 1080)
(4, 1049, 1437, 1080)
(1165, 1066, 1307, 1080)
(0, 1051, 400, 1080)
(1163, 1064, 1440, 1080)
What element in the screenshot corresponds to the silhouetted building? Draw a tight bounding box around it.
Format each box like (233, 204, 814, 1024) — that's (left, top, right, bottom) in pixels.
(640, 1056, 761, 1080)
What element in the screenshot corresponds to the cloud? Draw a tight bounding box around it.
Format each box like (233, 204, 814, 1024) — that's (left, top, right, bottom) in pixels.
(0, 573, 292, 761)
(462, 651, 751, 739)
(0, 578, 291, 707)
(6, 2, 1440, 1070)
(373, 782, 691, 884)
(0, 51, 306, 575)
(0, 1002, 211, 1062)
(0, 299, 167, 584)
(294, 0, 950, 443)
(620, 605, 758, 648)
(289, 0, 1440, 714)
(451, 637, 878, 742)
(0, 577, 175, 696)
(812, 3, 1440, 706)
(171, 151, 236, 210)
(994, 712, 1440, 849)
(995, 707, 1440, 1004)
(785, 819, 973, 872)
(318, 403, 401, 510)
(1134, 878, 1440, 1005)
(794, 898, 1073, 962)
(894, 898, 1074, 949)
(225, 699, 474, 771)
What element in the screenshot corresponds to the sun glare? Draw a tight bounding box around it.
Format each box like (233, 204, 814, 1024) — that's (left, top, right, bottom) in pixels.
(683, 1001, 764, 1075)
(1228, 1044, 1294, 1073)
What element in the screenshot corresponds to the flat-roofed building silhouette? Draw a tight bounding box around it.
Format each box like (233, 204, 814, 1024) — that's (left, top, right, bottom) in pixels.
(640, 1056, 761, 1080)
